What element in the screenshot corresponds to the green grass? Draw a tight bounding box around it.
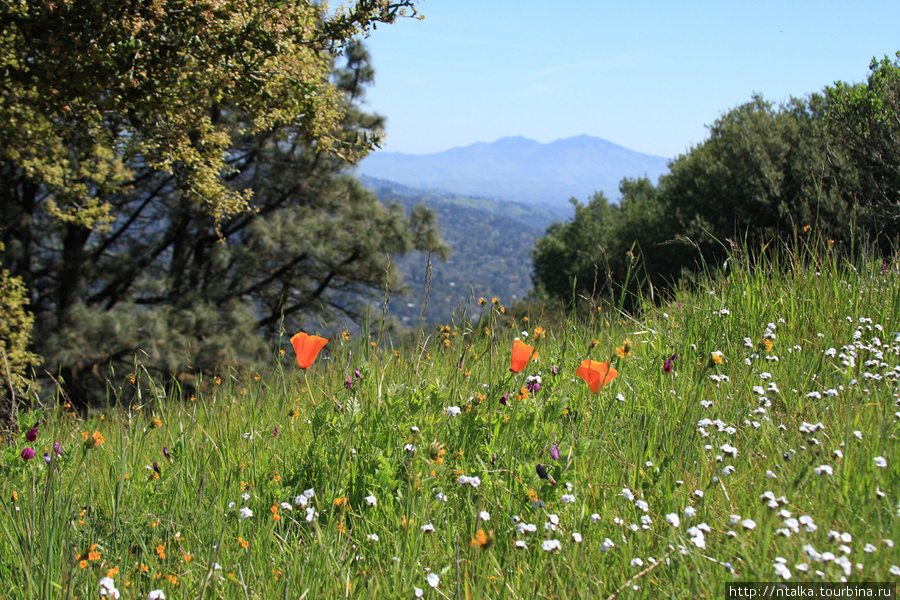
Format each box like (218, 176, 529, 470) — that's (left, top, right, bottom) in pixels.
(2, 242, 900, 599)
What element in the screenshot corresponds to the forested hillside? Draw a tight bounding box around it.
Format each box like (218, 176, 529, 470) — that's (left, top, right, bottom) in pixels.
(361, 178, 548, 326)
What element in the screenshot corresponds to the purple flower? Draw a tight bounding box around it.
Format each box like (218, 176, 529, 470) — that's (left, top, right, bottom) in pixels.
(344, 375, 353, 390)
(491, 453, 497, 466)
(152, 462, 160, 475)
(550, 443, 560, 461)
(272, 427, 279, 438)
(354, 369, 362, 380)
(21, 448, 35, 461)
(43, 452, 51, 464)
(551, 365, 558, 376)
(163, 446, 170, 460)
(53, 441, 63, 455)
(25, 428, 38, 442)
(500, 391, 509, 406)
(663, 352, 677, 374)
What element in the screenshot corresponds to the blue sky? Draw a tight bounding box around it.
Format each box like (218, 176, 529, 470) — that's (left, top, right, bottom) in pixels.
(359, 1, 900, 159)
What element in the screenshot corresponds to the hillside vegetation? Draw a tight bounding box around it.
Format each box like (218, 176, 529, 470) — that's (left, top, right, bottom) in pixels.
(2, 242, 899, 599)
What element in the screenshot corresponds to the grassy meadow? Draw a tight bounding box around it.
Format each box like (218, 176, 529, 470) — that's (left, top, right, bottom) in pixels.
(2, 242, 900, 599)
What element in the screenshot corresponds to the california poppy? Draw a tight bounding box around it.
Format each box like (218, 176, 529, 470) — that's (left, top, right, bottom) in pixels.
(510, 339, 537, 373)
(575, 359, 618, 393)
(291, 332, 328, 369)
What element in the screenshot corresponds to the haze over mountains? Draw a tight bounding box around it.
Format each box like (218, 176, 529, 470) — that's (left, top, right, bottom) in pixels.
(355, 134, 671, 212)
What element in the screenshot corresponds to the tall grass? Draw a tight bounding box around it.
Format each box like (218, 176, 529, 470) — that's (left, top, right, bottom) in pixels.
(1, 241, 899, 599)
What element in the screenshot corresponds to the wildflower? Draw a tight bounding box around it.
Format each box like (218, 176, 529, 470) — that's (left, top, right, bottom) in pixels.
(542, 539, 562, 552)
(536, 463, 556, 485)
(20, 448, 35, 461)
(445, 406, 461, 417)
(290, 332, 328, 369)
(666, 513, 680, 528)
(458, 475, 481, 487)
(575, 359, 618, 393)
(364, 495, 377, 507)
(471, 528, 492, 549)
(420, 523, 435, 533)
(499, 391, 509, 406)
(147, 591, 166, 600)
(561, 493, 575, 504)
(367, 533, 379, 542)
(742, 519, 758, 530)
(426, 572, 440, 588)
(615, 340, 632, 358)
(875, 456, 888, 468)
(631, 558, 644, 567)
(663, 352, 677, 373)
(54, 441, 63, 455)
(510, 339, 537, 373)
(525, 374, 541, 393)
(239, 507, 253, 519)
(814, 465, 833, 476)
(25, 427, 38, 442)
(549, 443, 561, 461)
(708, 351, 724, 367)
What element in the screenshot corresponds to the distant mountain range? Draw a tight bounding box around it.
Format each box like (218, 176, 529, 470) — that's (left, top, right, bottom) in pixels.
(355, 135, 671, 210)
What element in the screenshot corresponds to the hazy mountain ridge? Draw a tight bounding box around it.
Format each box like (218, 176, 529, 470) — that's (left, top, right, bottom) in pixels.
(356, 135, 671, 209)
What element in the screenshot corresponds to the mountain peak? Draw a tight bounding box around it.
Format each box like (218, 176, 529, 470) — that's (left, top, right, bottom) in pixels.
(356, 135, 670, 207)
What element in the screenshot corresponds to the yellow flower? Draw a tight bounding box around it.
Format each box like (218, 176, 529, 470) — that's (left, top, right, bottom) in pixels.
(342, 330, 350, 341)
(759, 338, 774, 353)
(150, 417, 162, 429)
(478, 297, 486, 305)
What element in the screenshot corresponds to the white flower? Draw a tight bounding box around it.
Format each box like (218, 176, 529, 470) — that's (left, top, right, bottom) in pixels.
(561, 493, 575, 504)
(147, 592, 166, 600)
(542, 539, 562, 552)
(367, 533, 379, 542)
(774, 563, 792, 580)
(303, 488, 315, 498)
(665, 513, 680, 528)
(458, 475, 481, 487)
(693, 489, 704, 499)
(99, 577, 116, 591)
(514, 540, 527, 549)
(622, 488, 635, 501)
(874, 456, 888, 468)
(446, 406, 461, 417)
(635, 500, 649, 512)
(426, 572, 440, 588)
(683, 506, 697, 519)
(404, 443, 416, 452)
(572, 532, 583, 543)
(814, 465, 833, 476)
(241, 492, 251, 501)
(305, 507, 318, 522)
(864, 543, 877, 553)
(479, 510, 490, 521)
(420, 523, 435, 533)
(364, 495, 377, 507)
(630, 558, 644, 567)
(239, 507, 253, 519)
(742, 519, 757, 530)
(891, 566, 900, 576)
(517, 522, 537, 534)
(414, 586, 424, 598)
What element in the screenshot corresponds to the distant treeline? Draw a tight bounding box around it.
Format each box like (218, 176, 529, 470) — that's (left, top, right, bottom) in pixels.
(533, 54, 900, 307)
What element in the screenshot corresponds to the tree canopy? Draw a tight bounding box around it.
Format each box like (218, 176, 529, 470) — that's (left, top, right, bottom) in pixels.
(0, 1, 448, 407)
(533, 54, 900, 307)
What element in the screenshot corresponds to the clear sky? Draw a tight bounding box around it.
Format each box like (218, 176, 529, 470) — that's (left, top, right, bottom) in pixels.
(358, 1, 900, 160)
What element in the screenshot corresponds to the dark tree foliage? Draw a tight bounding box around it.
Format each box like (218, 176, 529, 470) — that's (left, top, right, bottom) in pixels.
(827, 53, 900, 243)
(2, 41, 445, 406)
(534, 89, 868, 307)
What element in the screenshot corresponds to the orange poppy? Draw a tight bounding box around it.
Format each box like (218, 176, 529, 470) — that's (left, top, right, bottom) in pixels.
(509, 339, 537, 373)
(291, 332, 328, 369)
(575, 359, 618, 393)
